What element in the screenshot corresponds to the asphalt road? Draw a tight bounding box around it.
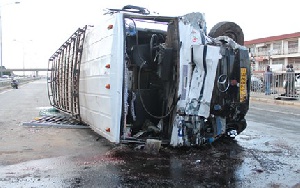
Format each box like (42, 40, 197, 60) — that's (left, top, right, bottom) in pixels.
(0, 79, 299, 188)
(247, 101, 300, 133)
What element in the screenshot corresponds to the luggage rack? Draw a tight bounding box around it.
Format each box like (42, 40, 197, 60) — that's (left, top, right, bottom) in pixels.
(22, 108, 89, 129)
(47, 26, 87, 121)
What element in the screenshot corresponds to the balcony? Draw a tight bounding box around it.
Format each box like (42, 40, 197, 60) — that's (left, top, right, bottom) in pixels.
(256, 51, 269, 56)
(288, 47, 298, 54)
(272, 49, 282, 55)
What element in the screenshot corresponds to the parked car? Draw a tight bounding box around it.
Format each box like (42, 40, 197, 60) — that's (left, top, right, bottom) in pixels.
(1, 75, 9, 79)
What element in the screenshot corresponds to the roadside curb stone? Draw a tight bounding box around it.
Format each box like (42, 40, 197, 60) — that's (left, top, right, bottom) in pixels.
(250, 96, 300, 107)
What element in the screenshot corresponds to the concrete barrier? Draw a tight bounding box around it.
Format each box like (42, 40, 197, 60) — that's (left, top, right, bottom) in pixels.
(0, 77, 40, 88)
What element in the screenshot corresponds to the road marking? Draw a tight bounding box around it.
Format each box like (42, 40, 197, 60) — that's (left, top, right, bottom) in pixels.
(0, 90, 10, 95)
(251, 106, 300, 117)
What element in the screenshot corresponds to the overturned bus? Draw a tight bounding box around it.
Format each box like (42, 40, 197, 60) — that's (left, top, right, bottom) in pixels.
(47, 5, 250, 147)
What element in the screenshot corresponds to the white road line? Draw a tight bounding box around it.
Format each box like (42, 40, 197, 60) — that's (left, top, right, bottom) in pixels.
(0, 90, 10, 95)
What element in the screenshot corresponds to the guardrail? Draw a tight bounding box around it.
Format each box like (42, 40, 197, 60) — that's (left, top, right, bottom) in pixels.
(0, 77, 41, 88)
(251, 72, 300, 100)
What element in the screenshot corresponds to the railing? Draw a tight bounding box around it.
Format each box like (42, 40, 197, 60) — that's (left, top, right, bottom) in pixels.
(47, 26, 87, 120)
(271, 49, 282, 55)
(251, 72, 300, 100)
(288, 47, 298, 54)
(256, 51, 269, 56)
(0, 77, 41, 87)
(253, 48, 300, 56)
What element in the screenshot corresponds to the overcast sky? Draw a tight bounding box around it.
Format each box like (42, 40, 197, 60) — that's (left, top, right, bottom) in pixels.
(1, 0, 300, 70)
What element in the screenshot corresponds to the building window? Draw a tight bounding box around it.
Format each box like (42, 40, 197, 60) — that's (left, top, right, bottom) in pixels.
(288, 40, 298, 54)
(272, 41, 282, 55)
(257, 44, 270, 56)
(249, 47, 255, 55)
(272, 58, 284, 65)
(259, 60, 268, 71)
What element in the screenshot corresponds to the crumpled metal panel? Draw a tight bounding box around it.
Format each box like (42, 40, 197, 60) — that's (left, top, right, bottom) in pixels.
(197, 45, 221, 118)
(184, 45, 220, 118)
(185, 45, 205, 115)
(177, 18, 205, 110)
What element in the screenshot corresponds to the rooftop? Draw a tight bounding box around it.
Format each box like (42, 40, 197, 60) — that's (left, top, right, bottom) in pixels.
(245, 32, 300, 45)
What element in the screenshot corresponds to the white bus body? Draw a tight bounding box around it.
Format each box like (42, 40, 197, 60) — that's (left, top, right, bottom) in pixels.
(48, 6, 250, 146)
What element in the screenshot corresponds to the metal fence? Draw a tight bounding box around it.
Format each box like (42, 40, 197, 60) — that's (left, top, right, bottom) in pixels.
(251, 72, 300, 100)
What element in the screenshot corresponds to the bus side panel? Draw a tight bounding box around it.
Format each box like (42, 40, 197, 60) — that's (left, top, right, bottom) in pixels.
(79, 14, 124, 143)
(109, 14, 124, 143)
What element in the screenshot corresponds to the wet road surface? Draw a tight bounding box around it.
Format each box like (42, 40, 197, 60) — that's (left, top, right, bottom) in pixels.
(0, 124, 299, 188)
(0, 80, 299, 188)
(0, 136, 245, 187)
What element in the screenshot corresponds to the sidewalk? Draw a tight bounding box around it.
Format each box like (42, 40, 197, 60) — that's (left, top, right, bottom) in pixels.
(250, 93, 300, 107)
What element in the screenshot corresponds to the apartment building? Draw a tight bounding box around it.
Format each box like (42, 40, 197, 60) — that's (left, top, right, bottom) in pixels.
(245, 32, 300, 73)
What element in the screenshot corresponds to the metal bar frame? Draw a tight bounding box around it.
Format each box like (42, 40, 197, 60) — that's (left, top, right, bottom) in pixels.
(47, 26, 87, 120)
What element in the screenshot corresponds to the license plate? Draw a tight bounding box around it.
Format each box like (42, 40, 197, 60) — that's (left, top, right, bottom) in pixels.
(240, 68, 247, 102)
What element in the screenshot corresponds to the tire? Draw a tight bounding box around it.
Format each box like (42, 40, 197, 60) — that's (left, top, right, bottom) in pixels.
(208, 21, 244, 45)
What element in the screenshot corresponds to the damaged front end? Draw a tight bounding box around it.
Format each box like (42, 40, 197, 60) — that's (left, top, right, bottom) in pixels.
(170, 35, 250, 147)
(122, 11, 250, 147)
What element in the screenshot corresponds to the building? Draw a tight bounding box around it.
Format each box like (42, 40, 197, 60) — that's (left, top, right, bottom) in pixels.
(245, 32, 300, 73)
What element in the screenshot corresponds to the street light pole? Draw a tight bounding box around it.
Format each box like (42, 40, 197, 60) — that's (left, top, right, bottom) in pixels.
(22, 41, 25, 76)
(0, 1, 20, 77)
(13, 39, 32, 76)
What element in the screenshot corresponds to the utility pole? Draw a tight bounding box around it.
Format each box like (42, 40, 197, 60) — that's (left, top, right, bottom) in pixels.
(0, 1, 20, 77)
(13, 39, 33, 76)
